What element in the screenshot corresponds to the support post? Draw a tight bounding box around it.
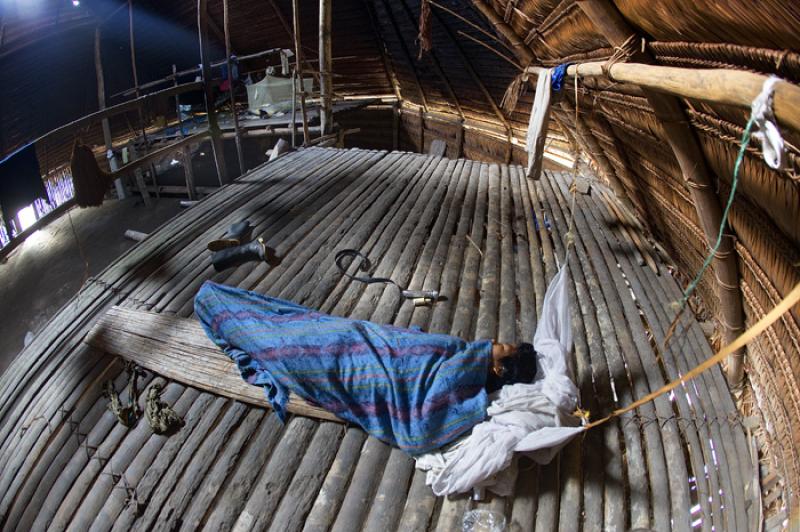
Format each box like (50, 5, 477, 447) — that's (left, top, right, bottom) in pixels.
(198, 0, 229, 185)
(319, 0, 333, 135)
(94, 27, 126, 199)
(128, 0, 147, 145)
(576, 0, 745, 384)
(291, 69, 298, 148)
(173, 64, 185, 138)
(181, 146, 197, 200)
(292, 0, 311, 145)
(223, 0, 245, 176)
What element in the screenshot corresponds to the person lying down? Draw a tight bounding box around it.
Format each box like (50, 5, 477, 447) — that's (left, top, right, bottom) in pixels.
(194, 267, 582, 497)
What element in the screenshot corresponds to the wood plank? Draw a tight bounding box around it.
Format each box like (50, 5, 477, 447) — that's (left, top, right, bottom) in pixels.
(84, 306, 340, 422)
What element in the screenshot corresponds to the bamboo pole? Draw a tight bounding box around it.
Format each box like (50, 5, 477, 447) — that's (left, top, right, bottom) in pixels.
(576, 0, 745, 385)
(292, 0, 310, 145)
(94, 27, 126, 200)
(198, 0, 229, 185)
(223, 0, 245, 175)
(319, 0, 333, 135)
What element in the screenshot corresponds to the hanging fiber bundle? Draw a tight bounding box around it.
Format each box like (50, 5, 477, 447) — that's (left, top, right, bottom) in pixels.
(417, 0, 432, 60)
(70, 144, 112, 207)
(501, 71, 528, 114)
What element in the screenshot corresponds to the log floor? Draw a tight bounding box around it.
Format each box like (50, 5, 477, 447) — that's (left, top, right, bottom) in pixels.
(0, 148, 750, 531)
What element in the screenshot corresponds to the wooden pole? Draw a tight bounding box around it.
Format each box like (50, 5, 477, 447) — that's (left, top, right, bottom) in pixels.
(198, 0, 230, 185)
(223, 0, 245, 176)
(128, 0, 148, 145)
(318, 0, 333, 135)
(525, 61, 800, 135)
(292, 0, 310, 145)
(291, 69, 298, 148)
(172, 64, 185, 138)
(576, 0, 745, 385)
(94, 27, 126, 200)
(470, 0, 535, 65)
(181, 146, 197, 201)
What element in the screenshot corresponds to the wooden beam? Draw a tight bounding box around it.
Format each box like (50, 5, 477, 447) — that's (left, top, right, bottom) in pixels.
(576, 0, 745, 385)
(223, 0, 245, 175)
(470, 0, 536, 65)
(526, 62, 800, 135)
(319, 0, 333, 135)
(94, 27, 126, 200)
(33, 81, 202, 146)
(198, 0, 230, 185)
(292, 0, 311, 145)
(111, 131, 210, 179)
(84, 306, 341, 422)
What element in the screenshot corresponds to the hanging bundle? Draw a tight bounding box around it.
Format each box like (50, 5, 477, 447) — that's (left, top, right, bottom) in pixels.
(501, 71, 528, 114)
(105, 362, 146, 427)
(145, 383, 184, 435)
(70, 143, 112, 207)
(417, 0, 433, 60)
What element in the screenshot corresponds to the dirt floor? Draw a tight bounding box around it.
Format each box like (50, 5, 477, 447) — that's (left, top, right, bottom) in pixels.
(0, 197, 183, 375)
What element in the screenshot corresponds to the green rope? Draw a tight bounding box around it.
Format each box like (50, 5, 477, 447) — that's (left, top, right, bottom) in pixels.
(676, 112, 757, 311)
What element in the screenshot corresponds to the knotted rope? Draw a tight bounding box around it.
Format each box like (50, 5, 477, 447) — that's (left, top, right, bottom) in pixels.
(601, 34, 639, 77)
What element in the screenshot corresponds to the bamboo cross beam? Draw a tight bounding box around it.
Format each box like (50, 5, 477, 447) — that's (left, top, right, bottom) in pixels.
(525, 62, 800, 134)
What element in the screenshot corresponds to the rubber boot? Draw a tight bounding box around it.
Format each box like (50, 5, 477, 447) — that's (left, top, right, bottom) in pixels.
(207, 220, 253, 251)
(211, 238, 267, 272)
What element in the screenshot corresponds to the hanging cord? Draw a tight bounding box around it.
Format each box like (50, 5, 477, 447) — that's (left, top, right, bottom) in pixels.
(335, 249, 438, 302)
(663, 76, 784, 348)
(562, 65, 581, 265)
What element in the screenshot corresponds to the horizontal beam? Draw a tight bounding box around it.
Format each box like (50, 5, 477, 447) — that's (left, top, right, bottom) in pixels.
(526, 62, 800, 133)
(110, 47, 287, 99)
(34, 81, 203, 147)
(111, 131, 210, 178)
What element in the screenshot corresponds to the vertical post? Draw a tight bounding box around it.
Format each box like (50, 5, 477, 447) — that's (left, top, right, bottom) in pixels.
(198, 0, 229, 185)
(318, 0, 333, 135)
(94, 27, 126, 199)
(181, 146, 197, 200)
(128, 0, 148, 145)
(173, 64, 186, 138)
(418, 107, 424, 153)
(128, 142, 153, 207)
(392, 101, 399, 151)
(292, 0, 310, 145)
(223, 0, 245, 175)
(291, 69, 298, 148)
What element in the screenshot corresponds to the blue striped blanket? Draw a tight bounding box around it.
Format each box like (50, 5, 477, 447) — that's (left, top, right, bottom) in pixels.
(194, 281, 492, 455)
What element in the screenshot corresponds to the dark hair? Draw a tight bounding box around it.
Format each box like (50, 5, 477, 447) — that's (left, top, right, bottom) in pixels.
(486, 343, 539, 393)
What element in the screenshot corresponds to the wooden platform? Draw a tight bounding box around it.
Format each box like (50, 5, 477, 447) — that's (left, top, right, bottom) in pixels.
(0, 148, 751, 531)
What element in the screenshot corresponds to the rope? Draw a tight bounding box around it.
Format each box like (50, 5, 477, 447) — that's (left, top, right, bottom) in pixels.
(586, 281, 800, 430)
(662, 112, 753, 346)
(601, 34, 639, 77)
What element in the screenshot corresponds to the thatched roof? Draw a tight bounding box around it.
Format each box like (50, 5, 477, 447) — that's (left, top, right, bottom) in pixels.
(0, 0, 798, 524)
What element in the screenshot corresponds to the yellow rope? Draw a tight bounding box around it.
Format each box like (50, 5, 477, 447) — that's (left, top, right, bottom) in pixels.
(584, 281, 800, 430)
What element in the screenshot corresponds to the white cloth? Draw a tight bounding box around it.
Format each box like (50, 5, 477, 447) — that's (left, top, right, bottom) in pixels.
(525, 68, 553, 180)
(751, 76, 784, 170)
(415, 266, 582, 497)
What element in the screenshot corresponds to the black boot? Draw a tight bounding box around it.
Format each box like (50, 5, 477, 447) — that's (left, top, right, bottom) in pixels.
(211, 238, 267, 272)
(207, 220, 254, 251)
